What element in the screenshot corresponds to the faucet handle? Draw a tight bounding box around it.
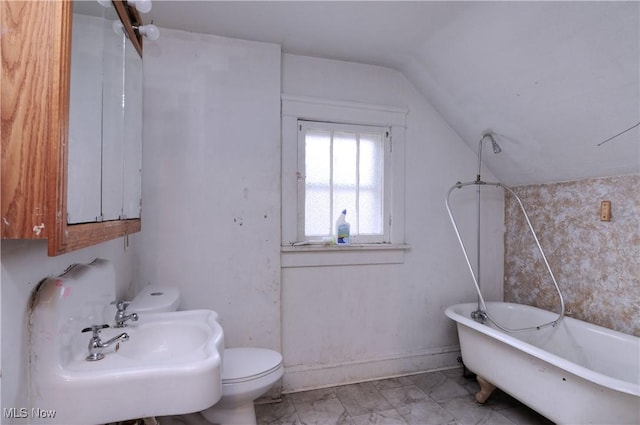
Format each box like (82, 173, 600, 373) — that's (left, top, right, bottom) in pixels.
(81, 324, 110, 337)
(111, 300, 130, 311)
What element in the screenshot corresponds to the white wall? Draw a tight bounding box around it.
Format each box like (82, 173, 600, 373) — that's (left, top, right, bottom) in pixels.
(1, 239, 135, 423)
(134, 30, 282, 351)
(280, 54, 504, 391)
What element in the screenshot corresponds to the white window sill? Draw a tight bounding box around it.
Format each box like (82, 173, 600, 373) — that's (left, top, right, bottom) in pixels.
(281, 243, 410, 268)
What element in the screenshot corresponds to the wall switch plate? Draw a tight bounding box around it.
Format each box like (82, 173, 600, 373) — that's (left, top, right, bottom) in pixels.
(600, 201, 611, 221)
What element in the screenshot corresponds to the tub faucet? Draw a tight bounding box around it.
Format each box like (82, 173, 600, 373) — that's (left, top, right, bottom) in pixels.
(82, 324, 129, 361)
(471, 309, 488, 324)
(112, 300, 139, 328)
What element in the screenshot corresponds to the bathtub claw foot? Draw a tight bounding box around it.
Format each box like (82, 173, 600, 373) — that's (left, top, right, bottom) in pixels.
(475, 376, 496, 404)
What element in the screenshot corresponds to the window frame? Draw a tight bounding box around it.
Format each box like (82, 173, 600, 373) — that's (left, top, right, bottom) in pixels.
(282, 95, 408, 261)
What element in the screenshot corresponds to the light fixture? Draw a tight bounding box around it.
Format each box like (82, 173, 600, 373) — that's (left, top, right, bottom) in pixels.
(135, 24, 160, 41)
(112, 19, 124, 35)
(127, 0, 152, 14)
(113, 20, 160, 41)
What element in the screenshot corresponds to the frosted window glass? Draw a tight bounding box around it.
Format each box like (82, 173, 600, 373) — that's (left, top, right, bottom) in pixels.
(302, 122, 387, 240)
(332, 131, 357, 233)
(359, 134, 383, 234)
(305, 130, 331, 236)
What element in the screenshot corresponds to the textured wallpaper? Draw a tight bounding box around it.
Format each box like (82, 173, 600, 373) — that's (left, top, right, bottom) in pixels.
(504, 175, 640, 336)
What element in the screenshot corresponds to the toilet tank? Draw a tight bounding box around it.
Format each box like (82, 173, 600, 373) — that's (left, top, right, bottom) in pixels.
(129, 286, 181, 313)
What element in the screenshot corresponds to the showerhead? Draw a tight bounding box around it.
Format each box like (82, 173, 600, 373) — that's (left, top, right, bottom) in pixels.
(476, 132, 502, 182)
(483, 133, 502, 154)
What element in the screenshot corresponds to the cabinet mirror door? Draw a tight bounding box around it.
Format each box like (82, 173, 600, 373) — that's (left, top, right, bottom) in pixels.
(67, 0, 142, 224)
(122, 40, 143, 220)
(100, 4, 126, 222)
(67, 0, 112, 223)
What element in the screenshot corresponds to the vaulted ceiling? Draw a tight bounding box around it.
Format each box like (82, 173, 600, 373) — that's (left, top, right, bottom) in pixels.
(148, 1, 639, 186)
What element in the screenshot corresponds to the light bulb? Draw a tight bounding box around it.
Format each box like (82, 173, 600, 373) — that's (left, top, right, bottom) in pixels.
(137, 24, 160, 41)
(112, 20, 124, 35)
(128, 0, 152, 14)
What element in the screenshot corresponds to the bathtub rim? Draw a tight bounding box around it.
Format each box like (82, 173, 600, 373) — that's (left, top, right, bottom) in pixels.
(445, 301, 640, 397)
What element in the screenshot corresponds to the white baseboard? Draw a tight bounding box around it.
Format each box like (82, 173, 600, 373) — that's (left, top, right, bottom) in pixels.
(281, 345, 461, 393)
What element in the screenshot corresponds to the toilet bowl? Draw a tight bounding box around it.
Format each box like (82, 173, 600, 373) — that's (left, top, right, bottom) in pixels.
(131, 286, 283, 425)
(201, 347, 283, 425)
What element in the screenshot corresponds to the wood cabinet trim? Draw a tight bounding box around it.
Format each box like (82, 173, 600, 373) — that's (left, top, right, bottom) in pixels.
(60, 219, 141, 255)
(49, 0, 73, 255)
(1, 1, 142, 256)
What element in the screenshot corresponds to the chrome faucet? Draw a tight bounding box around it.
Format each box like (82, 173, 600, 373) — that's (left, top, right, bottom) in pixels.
(112, 300, 139, 328)
(82, 324, 129, 361)
(471, 309, 488, 324)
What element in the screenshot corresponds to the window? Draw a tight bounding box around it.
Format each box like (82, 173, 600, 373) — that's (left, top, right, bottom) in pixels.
(299, 121, 390, 243)
(281, 95, 408, 265)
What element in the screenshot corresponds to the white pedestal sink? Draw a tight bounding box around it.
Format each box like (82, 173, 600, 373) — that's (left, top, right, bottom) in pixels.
(29, 259, 225, 425)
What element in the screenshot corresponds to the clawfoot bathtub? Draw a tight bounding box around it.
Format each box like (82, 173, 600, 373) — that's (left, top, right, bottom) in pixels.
(445, 302, 640, 425)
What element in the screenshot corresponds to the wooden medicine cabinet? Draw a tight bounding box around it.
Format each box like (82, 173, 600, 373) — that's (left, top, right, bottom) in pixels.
(1, 1, 144, 256)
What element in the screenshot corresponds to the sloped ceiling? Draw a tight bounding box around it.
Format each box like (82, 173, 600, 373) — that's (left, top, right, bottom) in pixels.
(147, 1, 639, 186)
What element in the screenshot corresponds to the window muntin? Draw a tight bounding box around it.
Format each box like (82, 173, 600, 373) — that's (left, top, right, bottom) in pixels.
(299, 121, 390, 243)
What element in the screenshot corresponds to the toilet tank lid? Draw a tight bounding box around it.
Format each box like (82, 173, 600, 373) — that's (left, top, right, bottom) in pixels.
(129, 286, 180, 313)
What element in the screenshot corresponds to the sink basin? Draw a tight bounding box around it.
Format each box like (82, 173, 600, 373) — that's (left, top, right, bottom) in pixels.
(117, 317, 212, 362)
(29, 261, 225, 425)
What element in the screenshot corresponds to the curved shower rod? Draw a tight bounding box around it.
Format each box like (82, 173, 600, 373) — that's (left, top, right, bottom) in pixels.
(445, 179, 565, 333)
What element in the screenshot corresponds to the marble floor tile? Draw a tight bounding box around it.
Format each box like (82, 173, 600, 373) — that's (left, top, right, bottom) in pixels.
(480, 389, 523, 410)
(439, 396, 516, 425)
(440, 367, 465, 379)
(371, 376, 415, 391)
(334, 382, 394, 417)
(498, 405, 554, 425)
(457, 378, 480, 397)
(378, 385, 429, 408)
(351, 409, 408, 425)
(393, 398, 456, 425)
(289, 387, 337, 405)
(256, 396, 302, 425)
(408, 371, 469, 403)
(295, 397, 354, 425)
(424, 378, 470, 403)
(408, 372, 449, 394)
(440, 369, 478, 395)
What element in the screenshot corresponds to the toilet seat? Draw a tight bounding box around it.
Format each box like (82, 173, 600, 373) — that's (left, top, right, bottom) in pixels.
(222, 348, 282, 385)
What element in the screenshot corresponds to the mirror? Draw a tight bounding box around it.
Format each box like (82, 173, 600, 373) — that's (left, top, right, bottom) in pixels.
(67, 0, 110, 223)
(67, 0, 142, 224)
(122, 41, 143, 220)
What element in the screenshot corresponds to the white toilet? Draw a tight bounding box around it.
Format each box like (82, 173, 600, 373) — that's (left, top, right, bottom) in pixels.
(130, 286, 284, 425)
